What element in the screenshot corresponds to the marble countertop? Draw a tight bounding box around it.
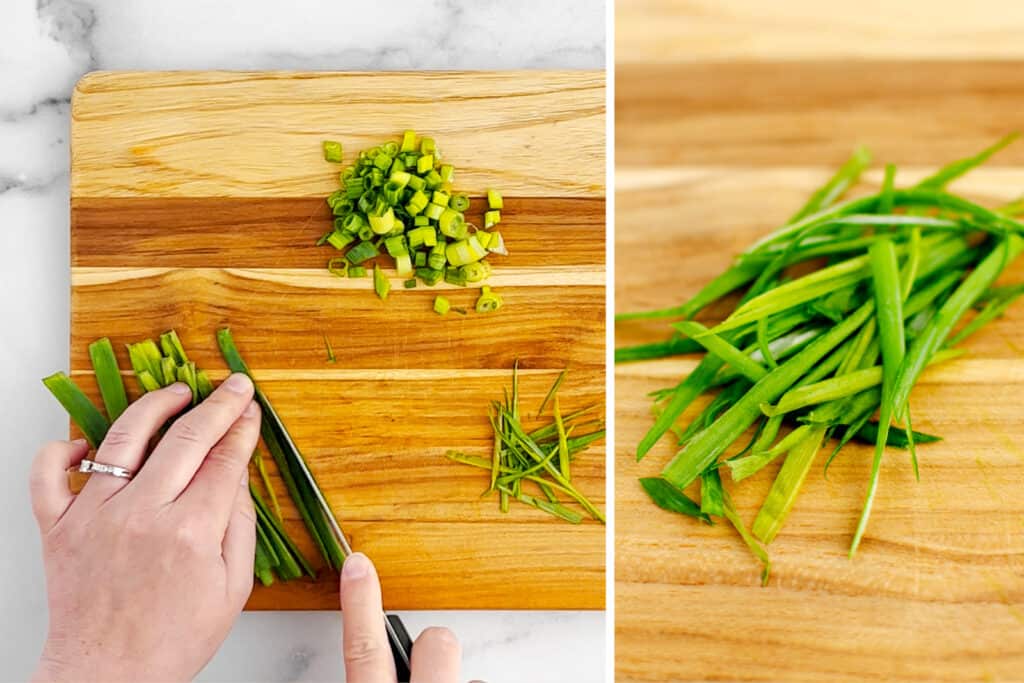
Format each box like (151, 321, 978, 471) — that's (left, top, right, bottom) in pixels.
(0, 2, 606, 681)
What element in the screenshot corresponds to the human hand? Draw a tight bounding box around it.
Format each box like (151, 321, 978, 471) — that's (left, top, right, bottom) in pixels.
(30, 374, 261, 683)
(340, 552, 462, 683)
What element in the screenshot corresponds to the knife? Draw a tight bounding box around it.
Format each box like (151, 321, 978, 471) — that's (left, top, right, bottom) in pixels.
(260, 398, 415, 681)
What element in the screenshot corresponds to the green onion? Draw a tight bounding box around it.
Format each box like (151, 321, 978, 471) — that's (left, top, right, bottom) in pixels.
(537, 370, 567, 416)
(618, 135, 1024, 575)
(639, 477, 710, 524)
(475, 286, 503, 313)
(42, 372, 109, 448)
(328, 257, 348, 278)
(322, 140, 343, 163)
(446, 235, 488, 267)
(448, 365, 604, 524)
(47, 331, 316, 585)
(88, 338, 128, 421)
(433, 295, 450, 315)
(218, 328, 347, 571)
(373, 264, 390, 300)
(487, 189, 503, 210)
(700, 468, 725, 517)
(317, 133, 508, 307)
(400, 130, 416, 152)
(252, 451, 283, 521)
(752, 425, 827, 544)
(415, 267, 442, 286)
(345, 240, 377, 265)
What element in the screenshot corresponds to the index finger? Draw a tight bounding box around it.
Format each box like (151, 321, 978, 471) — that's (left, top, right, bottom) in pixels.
(130, 373, 254, 502)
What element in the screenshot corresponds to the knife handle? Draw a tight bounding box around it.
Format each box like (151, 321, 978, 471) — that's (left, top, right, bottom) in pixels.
(386, 613, 414, 682)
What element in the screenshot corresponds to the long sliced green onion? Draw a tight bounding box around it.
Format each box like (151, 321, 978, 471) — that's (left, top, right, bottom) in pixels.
(639, 477, 710, 524)
(218, 327, 347, 571)
(618, 135, 1024, 575)
(448, 364, 604, 525)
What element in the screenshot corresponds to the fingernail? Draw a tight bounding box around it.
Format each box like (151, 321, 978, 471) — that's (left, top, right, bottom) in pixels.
(168, 382, 192, 395)
(243, 400, 260, 417)
(70, 438, 88, 447)
(223, 373, 253, 394)
(342, 552, 370, 580)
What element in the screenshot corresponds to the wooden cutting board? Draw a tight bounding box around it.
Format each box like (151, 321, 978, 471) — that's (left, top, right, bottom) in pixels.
(616, 61, 1024, 681)
(69, 71, 606, 610)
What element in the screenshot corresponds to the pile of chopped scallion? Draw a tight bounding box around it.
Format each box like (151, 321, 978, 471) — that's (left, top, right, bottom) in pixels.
(43, 329, 345, 586)
(447, 364, 606, 524)
(319, 132, 507, 315)
(617, 133, 1024, 582)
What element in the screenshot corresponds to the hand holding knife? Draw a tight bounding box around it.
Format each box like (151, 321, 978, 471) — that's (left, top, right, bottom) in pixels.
(260, 398, 415, 681)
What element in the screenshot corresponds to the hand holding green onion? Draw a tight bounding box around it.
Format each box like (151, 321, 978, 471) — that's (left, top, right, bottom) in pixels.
(30, 376, 261, 683)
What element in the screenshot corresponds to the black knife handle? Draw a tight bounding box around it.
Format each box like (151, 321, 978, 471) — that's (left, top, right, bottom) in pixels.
(386, 613, 414, 682)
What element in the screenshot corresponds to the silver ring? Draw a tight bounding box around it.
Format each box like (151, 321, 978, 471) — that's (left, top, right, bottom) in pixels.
(78, 459, 133, 480)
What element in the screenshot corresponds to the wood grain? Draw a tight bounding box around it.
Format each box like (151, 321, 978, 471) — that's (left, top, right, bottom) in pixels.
(69, 71, 606, 611)
(615, 61, 1024, 682)
(617, 61, 1024, 169)
(617, 0, 1024, 63)
(71, 71, 605, 198)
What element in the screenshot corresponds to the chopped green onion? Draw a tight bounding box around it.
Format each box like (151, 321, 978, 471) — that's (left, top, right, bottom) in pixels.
(384, 235, 408, 257)
(318, 132, 507, 306)
(438, 208, 467, 239)
(487, 189, 504, 210)
(349, 265, 367, 278)
(475, 285, 503, 313)
(327, 231, 354, 250)
(368, 207, 395, 235)
(346, 240, 377, 265)
(407, 226, 436, 249)
(400, 130, 416, 152)
(446, 235, 488, 267)
(428, 243, 447, 271)
(328, 257, 348, 278)
(322, 140, 343, 163)
(395, 253, 413, 277)
(373, 263, 390, 300)
(433, 295, 451, 315)
(461, 261, 491, 283)
(425, 203, 445, 221)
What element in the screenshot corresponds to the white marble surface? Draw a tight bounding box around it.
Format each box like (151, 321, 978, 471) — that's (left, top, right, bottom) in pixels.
(0, 2, 606, 681)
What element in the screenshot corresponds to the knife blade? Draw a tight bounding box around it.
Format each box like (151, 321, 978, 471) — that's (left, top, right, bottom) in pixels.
(259, 396, 414, 681)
